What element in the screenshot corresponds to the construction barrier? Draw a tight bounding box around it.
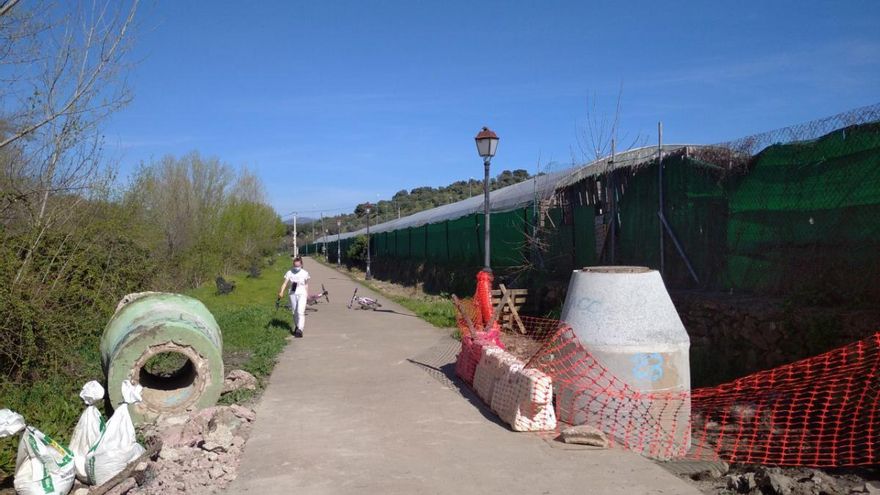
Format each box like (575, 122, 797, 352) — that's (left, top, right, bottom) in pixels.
(453, 296, 880, 467)
(490, 366, 557, 432)
(473, 347, 521, 404)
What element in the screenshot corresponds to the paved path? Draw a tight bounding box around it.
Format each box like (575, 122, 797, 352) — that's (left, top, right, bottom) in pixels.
(227, 258, 700, 495)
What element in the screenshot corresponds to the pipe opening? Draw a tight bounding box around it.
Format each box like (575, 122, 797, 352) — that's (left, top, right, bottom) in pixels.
(137, 351, 199, 409)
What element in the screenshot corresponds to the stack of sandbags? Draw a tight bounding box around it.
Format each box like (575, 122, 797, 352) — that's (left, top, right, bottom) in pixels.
(70, 381, 106, 484)
(490, 366, 557, 432)
(473, 346, 523, 404)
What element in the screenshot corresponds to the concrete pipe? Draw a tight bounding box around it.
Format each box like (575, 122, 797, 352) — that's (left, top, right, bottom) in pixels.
(101, 292, 224, 423)
(560, 266, 691, 458)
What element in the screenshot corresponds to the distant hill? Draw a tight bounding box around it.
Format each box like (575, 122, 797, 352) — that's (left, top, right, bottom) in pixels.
(284, 217, 317, 226)
(288, 169, 532, 244)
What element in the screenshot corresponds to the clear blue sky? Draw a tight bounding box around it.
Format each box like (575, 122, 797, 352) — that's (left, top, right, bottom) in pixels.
(104, 1, 880, 218)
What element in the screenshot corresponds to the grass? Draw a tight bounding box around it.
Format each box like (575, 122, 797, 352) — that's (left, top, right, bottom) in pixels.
(385, 294, 457, 328)
(0, 256, 291, 479)
(187, 256, 292, 396)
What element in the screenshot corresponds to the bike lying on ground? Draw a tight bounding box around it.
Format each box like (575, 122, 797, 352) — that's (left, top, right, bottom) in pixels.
(275, 285, 330, 312)
(308, 284, 330, 305)
(348, 288, 382, 310)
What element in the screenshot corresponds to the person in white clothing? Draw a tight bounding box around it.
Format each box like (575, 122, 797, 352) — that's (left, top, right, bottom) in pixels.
(278, 256, 310, 338)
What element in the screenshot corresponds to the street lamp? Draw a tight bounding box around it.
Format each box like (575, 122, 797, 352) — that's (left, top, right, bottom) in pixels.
(475, 126, 499, 271)
(336, 220, 342, 267)
(365, 202, 373, 280)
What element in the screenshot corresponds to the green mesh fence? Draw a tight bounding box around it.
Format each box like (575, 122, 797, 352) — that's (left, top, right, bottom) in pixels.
(724, 122, 880, 299)
(572, 204, 597, 268)
(490, 209, 528, 267)
(426, 221, 447, 262)
(316, 117, 880, 303)
(617, 155, 726, 287)
(448, 215, 480, 264)
(408, 226, 424, 259)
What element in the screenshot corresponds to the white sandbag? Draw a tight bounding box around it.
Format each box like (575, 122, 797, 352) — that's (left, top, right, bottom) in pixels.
(85, 380, 145, 486)
(491, 367, 557, 432)
(69, 381, 106, 483)
(473, 347, 523, 404)
(1, 409, 76, 495)
(0, 409, 25, 437)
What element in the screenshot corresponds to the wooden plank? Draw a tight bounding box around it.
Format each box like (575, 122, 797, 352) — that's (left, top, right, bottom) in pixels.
(485, 288, 510, 333)
(500, 284, 527, 334)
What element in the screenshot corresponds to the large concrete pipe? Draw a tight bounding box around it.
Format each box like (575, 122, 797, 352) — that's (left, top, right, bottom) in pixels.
(560, 266, 691, 458)
(101, 292, 224, 423)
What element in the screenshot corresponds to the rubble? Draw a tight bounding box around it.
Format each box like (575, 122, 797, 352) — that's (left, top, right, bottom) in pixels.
(68, 404, 257, 495)
(754, 467, 795, 495)
(559, 424, 610, 448)
(698, 465, 874, 495)
(727, 472, 757, 493)
(222, 369, 258, 394)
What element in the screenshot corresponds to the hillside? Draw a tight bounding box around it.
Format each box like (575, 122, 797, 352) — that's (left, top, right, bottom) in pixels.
(289, 169, 531, 245)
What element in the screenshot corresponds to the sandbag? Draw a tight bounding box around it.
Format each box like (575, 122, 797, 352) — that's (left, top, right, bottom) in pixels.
(69, 381, 106, 483)
(84, 380, 145, 486)
(0, 409, 25, 437)
(0, 409, 75, 495)
(473, 347, 523, 404)
(490, 367, 557, 432)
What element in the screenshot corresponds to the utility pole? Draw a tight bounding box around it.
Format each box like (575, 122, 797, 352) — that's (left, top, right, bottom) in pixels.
(320, 213, 326, 258)
(609, 138, 616, 265)
(293, 213, 298, 258)
(365, 203, 372, 280)
(658, 121, 665, 276)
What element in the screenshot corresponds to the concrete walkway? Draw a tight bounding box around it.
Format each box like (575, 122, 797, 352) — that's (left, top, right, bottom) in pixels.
(227, 258, 700, 495)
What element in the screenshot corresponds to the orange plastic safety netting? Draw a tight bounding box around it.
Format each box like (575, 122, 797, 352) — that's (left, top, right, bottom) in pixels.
(454, 299, 880, 467)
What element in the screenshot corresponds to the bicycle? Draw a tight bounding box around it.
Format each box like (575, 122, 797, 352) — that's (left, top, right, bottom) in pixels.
(348, 288, 382, 310)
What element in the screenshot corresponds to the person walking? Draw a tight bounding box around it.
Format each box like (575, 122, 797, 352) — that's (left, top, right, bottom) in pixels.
(278, 256, 310, 338)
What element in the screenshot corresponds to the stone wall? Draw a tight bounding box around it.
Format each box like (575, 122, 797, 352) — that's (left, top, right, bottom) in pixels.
(672, 291, 880, 387)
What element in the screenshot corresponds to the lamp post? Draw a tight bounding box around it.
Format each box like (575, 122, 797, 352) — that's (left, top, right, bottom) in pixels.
(365, 202, 373, 280)
(475, 126, 499, 271)
(336, 219, 342, 267)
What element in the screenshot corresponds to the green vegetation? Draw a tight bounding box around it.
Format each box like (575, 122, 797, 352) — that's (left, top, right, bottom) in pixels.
(0, 3, 285, 479)
(345, 235, 369, 263)
(189, 256, 292, 405)
(0, 258, 291, 478)
(386, 294, 457, 328)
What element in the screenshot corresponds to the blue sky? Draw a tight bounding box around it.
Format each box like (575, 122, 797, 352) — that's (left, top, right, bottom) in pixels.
(104, 1, 880, 218)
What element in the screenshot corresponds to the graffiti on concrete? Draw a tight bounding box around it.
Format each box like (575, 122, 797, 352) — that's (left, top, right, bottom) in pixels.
(631, 352, 664, 383)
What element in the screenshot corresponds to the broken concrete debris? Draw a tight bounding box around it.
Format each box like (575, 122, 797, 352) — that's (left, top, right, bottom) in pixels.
(559, 424, 610, 448)
(222, 369, 258, 394)
(71, 404, 257, 495)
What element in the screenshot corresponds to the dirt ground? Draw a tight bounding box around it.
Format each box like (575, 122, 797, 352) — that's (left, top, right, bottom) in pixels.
(684, 464, 879, 495)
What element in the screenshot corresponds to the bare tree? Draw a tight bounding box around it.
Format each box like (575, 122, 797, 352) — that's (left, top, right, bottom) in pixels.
(0, 1, 139, 286)
(576, 83, 645, 163)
